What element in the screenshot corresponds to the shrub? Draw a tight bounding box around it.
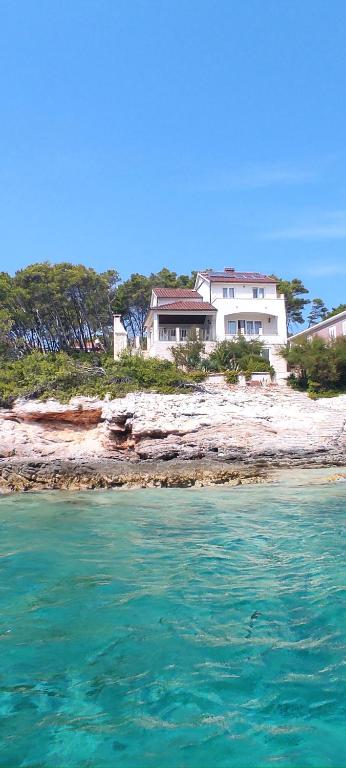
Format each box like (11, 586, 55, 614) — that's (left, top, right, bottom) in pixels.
(239, 356, 274, 381)
(207, 338, 265, 372)
(225, 370, 239, 385)
(286, 372, 309, 391)
(171, 329, 205, 370)
(282, 337, 346, 395)
(0, 350, 206, 406)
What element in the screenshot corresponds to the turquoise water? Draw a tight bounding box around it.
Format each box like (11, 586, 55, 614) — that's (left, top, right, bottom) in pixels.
(0, 482, 346, 768)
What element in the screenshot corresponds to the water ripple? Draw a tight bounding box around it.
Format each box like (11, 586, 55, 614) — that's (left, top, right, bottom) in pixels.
(0, 483, 345, 767)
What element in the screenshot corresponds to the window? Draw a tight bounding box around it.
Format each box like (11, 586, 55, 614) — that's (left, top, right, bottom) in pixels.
(342, 321, 346, 335)
(246, 321, 262, 335)
(227, 320, 237, 334)
(223, 287, 235, 298)
(329, 326, 336, 339)
(262, 348, 270, 362)
(180, 329, 187, 340)
(253, 287, 264, 299)
(159, 328, 176, 341)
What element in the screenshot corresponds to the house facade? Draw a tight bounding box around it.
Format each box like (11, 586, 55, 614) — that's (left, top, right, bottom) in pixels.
(289, 309, 346, 344)
(144, 268, 288, 381)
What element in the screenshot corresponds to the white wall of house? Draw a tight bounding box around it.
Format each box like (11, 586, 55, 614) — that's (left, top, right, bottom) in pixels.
(113, 315, 128, 359)
(211, 283, 277, 300)
(193, 275, 288, 382)
(196, 279, 286, 338)
(144, 275, 289, 383)
(147, 339, 217, 360)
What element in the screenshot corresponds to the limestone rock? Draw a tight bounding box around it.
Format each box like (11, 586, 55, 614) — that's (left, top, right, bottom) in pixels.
(0, 388, 346, 475)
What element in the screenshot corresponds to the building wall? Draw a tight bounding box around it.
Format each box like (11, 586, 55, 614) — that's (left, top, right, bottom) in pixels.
(146, 278, 289, 382)
(210, 282, 277, 300)
(195, 277, 278, 301)
(113, 315, 128, 359)
(195, 278, 287, 344)
(291, 314, 346, 345)
(147, 340, 217, 360)
(305, 318, 346, 341)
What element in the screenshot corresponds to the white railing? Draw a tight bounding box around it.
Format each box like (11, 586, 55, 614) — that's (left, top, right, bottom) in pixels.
(225, 332, 279, 340)
(158, 328, 216, 342)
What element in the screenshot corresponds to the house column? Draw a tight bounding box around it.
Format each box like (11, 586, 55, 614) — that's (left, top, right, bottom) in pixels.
(153, 313, 159, 342)
(176, 327, 180, 342)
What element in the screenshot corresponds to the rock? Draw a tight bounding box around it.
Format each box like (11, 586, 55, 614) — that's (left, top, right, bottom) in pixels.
(0, 388, 345, 490)
(8, 397, 102, 425)
(327, 473, 346, 482)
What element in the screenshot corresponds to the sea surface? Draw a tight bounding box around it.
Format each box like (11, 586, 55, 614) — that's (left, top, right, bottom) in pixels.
(0, 478, 346, 768)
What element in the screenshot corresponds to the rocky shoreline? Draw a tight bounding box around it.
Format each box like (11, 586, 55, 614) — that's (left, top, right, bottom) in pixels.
(0, 384, 345, 492)
(0, 458, 270, 492)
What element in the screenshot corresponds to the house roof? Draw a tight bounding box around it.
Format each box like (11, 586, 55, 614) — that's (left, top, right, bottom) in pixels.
(155, 300, 216, 311)
(199, 270, 277, 283)
(290, 309, 346, 341)
(152, 287, 201, 298)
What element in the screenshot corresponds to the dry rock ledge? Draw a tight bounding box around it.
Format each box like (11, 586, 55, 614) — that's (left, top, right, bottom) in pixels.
(0, 383, 345, 491)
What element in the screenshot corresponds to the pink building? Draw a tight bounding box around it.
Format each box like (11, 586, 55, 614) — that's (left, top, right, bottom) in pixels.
(290, 309, 346, 344)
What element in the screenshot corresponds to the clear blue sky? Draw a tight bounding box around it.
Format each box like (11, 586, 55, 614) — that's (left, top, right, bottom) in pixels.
(1, 0, 346, 308)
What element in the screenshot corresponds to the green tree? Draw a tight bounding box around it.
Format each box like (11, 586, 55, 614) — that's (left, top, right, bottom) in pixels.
(10, 262, 119, 354)
(307, 298, 329, 326)
(114, 268, 196, 338)
(0, 309, 14, 358)
(270, 276, 310, 331)
(325, 303, 346, 319)
(281, 337, 344, 393)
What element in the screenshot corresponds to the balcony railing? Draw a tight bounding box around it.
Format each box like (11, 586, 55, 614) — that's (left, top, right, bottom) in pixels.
(158, 328, 216, 342)
(225, 332, 278, 339)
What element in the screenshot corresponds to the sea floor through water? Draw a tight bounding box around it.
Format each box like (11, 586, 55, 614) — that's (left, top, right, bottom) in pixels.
(0, 478, 346, 767)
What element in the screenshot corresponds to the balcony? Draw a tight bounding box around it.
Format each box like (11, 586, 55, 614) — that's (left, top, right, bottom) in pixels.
(225, 332, 279, 341)
(158, 327, 216, 342)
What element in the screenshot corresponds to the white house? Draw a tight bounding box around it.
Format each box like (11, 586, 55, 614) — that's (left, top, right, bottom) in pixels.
(144, 268, 288, 381)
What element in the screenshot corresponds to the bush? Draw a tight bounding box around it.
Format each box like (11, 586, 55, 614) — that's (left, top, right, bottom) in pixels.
(0, 350, 206, 406)
(287, 372, 309, 391)
(207, 338, 265, 372)
(225, 370, 239, 385)
(171, 329, 205, 370)
(282, 336, 346, 396)
(241, 359, 274, 381)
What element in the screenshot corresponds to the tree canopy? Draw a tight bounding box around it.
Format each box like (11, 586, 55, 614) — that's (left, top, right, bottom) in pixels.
(325, 303, 346, 319)
(0, 263, 119, 355)
(113, 268, 195, 338)
(270, 276, 310, 331)
(307, 298, 329, 326)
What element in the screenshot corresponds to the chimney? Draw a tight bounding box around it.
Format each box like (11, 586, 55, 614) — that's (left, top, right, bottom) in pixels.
(224, 266, 235, 273)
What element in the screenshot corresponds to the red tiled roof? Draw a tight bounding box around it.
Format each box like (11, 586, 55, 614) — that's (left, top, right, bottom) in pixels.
(156, 300, 216, 311)
(200, 271, 277, 283)
(153, 287, 201, 298)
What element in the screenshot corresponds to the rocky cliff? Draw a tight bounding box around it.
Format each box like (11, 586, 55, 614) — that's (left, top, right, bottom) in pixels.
(0, 383, 345, 491)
